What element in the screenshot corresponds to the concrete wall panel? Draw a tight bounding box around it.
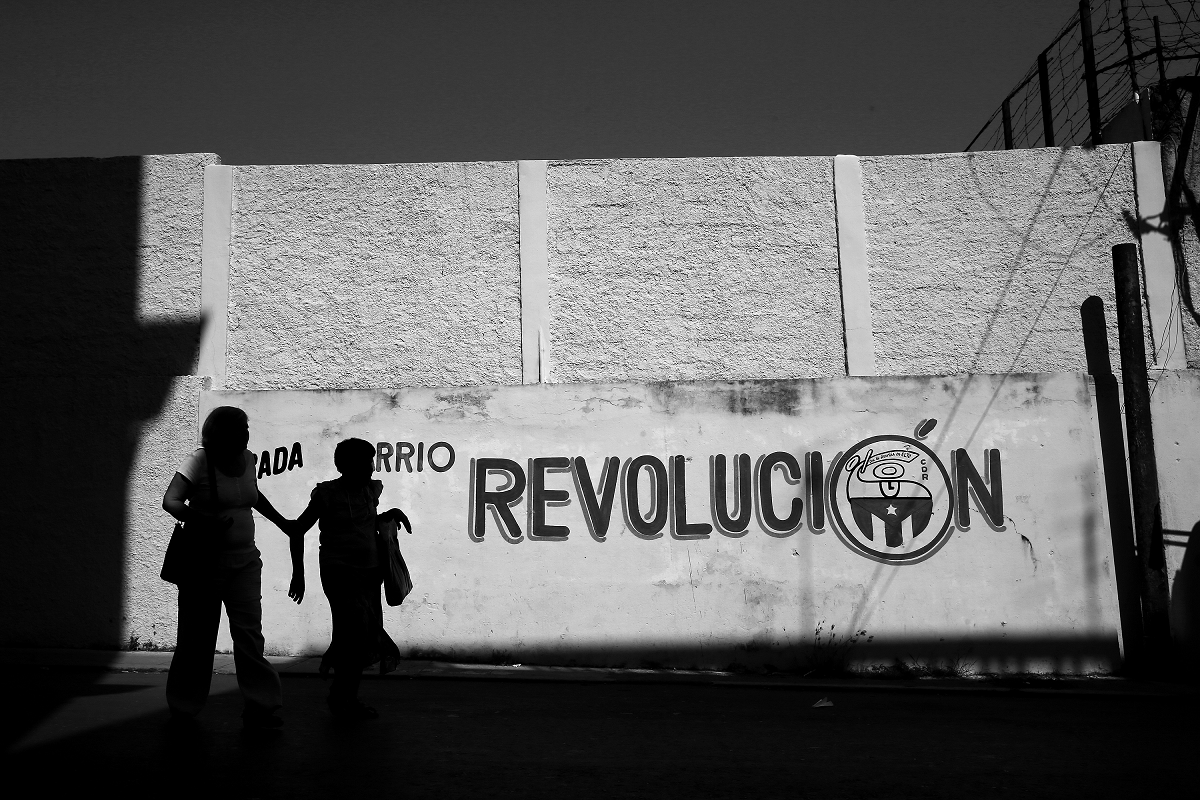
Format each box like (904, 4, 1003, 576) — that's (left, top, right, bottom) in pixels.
(546, 157, 843, 383)
(225, 162, 522, 390)
(1150, 370, 1200, 663)
(206, 373, 1120, 673)
(861, 146, 1142, 376)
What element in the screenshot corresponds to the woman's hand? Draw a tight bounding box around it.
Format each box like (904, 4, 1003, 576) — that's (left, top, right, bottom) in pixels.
(384, 508, 412, 534)
(288, 572, 305, 604)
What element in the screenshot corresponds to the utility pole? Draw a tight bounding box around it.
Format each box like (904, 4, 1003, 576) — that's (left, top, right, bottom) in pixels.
(1111, 243, 1172, 669)
(1039, 51, 1055, 147)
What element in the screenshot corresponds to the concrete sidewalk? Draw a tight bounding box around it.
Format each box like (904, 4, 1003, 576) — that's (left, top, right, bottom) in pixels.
(2, 647, 1191, 697)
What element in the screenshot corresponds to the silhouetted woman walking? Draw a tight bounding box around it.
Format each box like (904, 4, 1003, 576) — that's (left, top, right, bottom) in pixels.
(289, 438, 407, 719)
(161, 406, 294, 729)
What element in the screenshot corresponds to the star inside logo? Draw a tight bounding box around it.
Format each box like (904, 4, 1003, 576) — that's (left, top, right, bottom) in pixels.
(828, 434, 955, 565)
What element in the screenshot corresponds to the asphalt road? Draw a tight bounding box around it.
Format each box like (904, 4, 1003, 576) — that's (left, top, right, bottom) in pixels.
(2, 668, 1196, 799)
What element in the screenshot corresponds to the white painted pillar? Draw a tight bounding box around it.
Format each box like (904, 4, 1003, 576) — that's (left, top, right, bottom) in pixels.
(833, 155, 876, 377)
(198, 165, 233, 388)
(1131, 141, 1186, 370)
(519, 160, 550, 384)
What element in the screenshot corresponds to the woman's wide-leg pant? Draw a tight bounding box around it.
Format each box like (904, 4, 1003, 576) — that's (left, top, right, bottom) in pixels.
(166, 557, 283, 716)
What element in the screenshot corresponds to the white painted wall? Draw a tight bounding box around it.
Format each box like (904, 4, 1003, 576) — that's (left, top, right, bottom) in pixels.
(206, 373, 1121, 674)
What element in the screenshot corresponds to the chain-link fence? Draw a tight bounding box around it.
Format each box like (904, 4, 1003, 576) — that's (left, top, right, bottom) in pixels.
(966, 0, 1200, 151)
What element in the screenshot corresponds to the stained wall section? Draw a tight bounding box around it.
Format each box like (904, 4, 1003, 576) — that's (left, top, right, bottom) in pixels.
(224, 162, 522, 390)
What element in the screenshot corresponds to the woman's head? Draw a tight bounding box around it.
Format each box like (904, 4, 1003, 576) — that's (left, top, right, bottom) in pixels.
(202, 406, 250, 459)
(334, 438, 376, 481)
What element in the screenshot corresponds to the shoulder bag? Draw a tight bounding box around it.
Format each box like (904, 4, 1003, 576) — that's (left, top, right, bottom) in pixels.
(160, 451, 221, 585)
(377, 517, 414, 606)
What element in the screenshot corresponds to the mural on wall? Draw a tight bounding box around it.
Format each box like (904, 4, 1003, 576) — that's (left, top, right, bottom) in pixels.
(461, 420, 1002, 565)
(216, 375, 1118, 670)
(256, 425, 1003, 565)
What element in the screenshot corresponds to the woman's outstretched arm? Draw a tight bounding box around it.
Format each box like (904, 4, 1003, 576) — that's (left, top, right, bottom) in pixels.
(288, 530, 305, 603)
(286, 500, 321, 605)
(253, 492, 292, 533)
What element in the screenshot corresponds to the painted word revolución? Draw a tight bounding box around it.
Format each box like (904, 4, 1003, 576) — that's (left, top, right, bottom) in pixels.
(468, 427, 1002, 565)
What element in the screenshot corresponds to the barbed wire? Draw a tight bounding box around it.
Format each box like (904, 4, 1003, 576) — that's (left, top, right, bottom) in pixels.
(967, 0, 1200, 151)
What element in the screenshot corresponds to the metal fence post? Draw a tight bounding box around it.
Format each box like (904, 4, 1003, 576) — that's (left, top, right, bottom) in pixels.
(1002, 97, 1014, 149)
(1080, 0, 1104, 145)
(1039, 51, 1055, 147)
(1111, 243, 1172, 668)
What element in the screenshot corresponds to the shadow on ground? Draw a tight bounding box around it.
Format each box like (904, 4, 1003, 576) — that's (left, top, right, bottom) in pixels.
(2, 669, 1196, 799)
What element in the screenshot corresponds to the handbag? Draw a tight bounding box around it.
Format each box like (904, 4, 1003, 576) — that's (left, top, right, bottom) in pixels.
(160, 451, 221, 585)
(377, 517, 414, 606)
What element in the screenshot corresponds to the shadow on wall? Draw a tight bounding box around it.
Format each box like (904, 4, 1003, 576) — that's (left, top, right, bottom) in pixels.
(1169, 522, 1200, 672)
(1080, 297, 1144, 662)
(0, 157, 200, 650)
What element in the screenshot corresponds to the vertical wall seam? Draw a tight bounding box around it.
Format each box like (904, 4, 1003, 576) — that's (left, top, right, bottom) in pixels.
(833, 154, 876, 376)
(519, 160, 550, 384)
(1131, 141, 1186, 370)
(199, 164, 233, 389)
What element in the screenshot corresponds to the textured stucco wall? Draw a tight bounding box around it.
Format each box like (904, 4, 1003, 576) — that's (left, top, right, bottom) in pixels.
(225, 162, 522, 390)
(861, 146, 1143, 376)
(0, 154, 210, 649)
(137, 154, 219, 338)
(1157, 90, 1200, 368)
(123, 376, 204, 650)
(545, 157, 843, 383)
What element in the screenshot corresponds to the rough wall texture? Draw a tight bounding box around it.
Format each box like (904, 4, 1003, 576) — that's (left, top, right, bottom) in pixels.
(1158, 90, 1200, 368)
(0, 154, 214, 377)
(137, 154, 218, 346)
(861, 146, 1143, 376)
(546, 157, 843, 382)
(123, 376, 203, 650)
(225, 162, 522, 390)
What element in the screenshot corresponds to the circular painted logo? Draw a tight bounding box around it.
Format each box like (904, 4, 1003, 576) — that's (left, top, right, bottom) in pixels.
(829, 435, 954, 565)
